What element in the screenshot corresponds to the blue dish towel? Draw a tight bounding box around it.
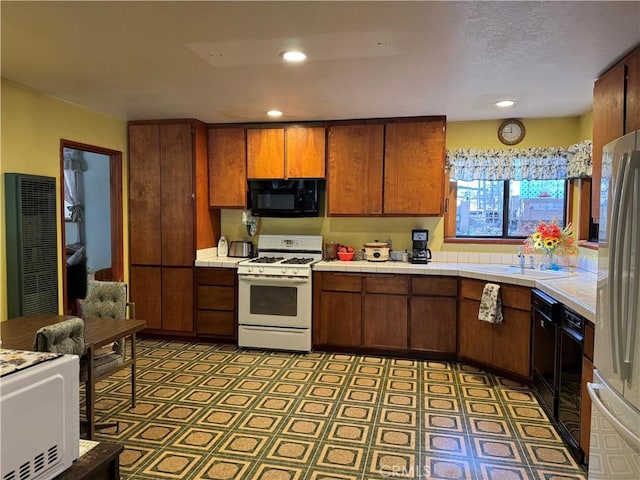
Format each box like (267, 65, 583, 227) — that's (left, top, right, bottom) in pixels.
(478, 283, 503, 324)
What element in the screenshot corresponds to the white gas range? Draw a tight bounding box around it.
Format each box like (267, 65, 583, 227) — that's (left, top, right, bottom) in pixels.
(237, 234, 323, 352)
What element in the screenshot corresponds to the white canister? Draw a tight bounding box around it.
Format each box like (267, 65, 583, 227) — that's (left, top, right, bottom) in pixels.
(217, 235, 228, 257)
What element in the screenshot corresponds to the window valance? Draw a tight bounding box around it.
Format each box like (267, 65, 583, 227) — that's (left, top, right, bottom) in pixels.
(446, 140, 592, 181)
(566, 140, 592, 178)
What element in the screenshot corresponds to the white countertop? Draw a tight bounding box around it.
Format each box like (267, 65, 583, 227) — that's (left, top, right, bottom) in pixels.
(314, 260, 597, 322)
(194, 255, 597, 323)
(195, 256, 244, 268)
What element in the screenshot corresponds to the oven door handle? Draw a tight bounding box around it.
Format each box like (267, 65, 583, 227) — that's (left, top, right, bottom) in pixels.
(239, 275, 309, 284)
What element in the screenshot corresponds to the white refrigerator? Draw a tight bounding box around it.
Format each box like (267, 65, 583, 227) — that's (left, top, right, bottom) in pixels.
(588, 130, 640, 479)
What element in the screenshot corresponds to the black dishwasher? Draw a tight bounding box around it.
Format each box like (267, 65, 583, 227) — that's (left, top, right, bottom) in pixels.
(557, 306, 584, 462)
(531, 289, 562, 418)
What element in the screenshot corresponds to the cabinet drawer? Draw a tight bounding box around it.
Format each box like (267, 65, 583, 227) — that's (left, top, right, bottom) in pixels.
(459, 279, 530, 310)
(320, 273, 362, 292)
(197, 310, 235, 336)
(460, 279, 485, 301)
(412, 276, 457, 296)
(196, 267, 235, 286)
(197, 285, 235, 310)
(365, 275, 409, 295)
(501, 284, 531, 310)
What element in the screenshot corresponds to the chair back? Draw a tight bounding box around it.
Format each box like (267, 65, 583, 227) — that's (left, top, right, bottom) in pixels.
(79, 280, 128, 319)
(34, 317, 85, 355)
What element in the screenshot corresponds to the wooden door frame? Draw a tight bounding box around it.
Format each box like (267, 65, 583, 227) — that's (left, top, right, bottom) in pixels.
(59, 139, 124, 310)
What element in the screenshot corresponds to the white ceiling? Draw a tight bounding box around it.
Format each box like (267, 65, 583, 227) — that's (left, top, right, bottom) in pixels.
(2, 1, 639, 123)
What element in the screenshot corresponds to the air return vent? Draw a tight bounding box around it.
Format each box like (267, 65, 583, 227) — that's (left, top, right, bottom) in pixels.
(5, 174, 58, 318)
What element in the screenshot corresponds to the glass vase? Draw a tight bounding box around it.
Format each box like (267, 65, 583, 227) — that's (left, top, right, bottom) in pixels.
(541, 249, 559, 270)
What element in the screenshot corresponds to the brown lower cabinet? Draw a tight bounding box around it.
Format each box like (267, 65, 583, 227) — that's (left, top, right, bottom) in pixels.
(580, 321, 595, 462)
(130, 265, 194, 333)
(410, 277, 458, 353)
(458, 279, 532, 380)
(313, 272, 457, 356)
(363, 294, 408, 349)
(195, 268, 236, 341)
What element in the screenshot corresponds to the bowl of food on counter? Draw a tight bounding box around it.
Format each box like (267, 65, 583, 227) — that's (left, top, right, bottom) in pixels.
(337, 245, 355, 261)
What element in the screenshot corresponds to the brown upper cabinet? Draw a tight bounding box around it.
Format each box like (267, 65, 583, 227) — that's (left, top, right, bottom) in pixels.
(130, 122, 197, 266)
(247, 126, 325, 179)
(327, 117, 446, 216)
(384, 119, 446, 215)
(592, 45, 640, 221)
(208, 127, 247, 208)
(328, 124, 385, 215)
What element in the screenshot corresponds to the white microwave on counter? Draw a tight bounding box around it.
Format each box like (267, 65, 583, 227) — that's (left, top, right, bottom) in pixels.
(1, 352, 80, 480)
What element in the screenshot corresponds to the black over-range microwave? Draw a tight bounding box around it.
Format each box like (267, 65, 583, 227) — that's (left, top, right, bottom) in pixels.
(248, 180, 322, 217)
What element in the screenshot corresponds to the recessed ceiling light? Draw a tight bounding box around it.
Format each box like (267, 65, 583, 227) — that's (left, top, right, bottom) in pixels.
(495, 100, 516, 108)
(267, 110, 283, 118)
(281, 50, 307, 62)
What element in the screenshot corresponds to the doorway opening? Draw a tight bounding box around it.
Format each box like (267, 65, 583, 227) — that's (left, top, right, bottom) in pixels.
(60, 140, 123, 314)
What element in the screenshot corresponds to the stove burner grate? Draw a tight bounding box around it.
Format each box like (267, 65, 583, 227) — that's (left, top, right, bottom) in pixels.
(249, 256, 284, 264)
(281, 257, 314, 265)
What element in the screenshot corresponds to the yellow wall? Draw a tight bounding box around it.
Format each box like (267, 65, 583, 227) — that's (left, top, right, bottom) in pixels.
(0, 80, 128, 321)
(221, 115, 592, 252)
(578, 110, 593, 141)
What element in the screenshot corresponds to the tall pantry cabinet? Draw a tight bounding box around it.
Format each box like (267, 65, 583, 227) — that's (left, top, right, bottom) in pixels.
(128, 120, 220, 335)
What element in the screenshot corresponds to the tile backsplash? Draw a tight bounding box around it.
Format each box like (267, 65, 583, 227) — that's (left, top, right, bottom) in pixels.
(428, 248, 598, 273)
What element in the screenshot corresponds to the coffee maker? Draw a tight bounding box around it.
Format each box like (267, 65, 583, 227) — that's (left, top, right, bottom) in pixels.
(411, 229, 432, 264)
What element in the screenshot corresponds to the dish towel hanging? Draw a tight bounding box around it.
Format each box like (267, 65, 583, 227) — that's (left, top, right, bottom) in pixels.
(478, 283, 503, 324)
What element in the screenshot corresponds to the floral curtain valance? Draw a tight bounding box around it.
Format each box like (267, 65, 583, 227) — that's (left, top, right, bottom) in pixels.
(566, 140, 592, 178)
(446, 140, 592, 181)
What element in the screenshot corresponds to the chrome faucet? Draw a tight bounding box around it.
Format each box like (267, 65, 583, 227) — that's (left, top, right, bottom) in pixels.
(517, 247, 525, 272)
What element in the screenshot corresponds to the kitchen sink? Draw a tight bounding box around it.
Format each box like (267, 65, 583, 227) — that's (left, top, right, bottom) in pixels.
(463, 264, 574, 279)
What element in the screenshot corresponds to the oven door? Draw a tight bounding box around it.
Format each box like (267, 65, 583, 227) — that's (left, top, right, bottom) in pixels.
(238, 274, 311, 328)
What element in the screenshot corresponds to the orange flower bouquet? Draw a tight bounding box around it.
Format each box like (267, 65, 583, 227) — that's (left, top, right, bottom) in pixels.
(524, 219, 577, 269)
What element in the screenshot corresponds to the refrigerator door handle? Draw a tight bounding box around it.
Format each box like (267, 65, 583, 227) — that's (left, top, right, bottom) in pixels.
(587, 382, 640, 453)
(609, 153, 629, 374)
(621, 152, 640, 380)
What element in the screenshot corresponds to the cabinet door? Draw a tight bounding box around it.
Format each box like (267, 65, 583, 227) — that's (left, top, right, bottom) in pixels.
(129, 125, 161, 265)
(592, 62, 625, 220)
(161, 267, 194, 333)
(410, 296, 456, 353)
(208, 127, 247, 208)
(328, 124, 384, 215)
(457, 298, 493, 366)
(130, 265, 162, 330)
(247, 128, 285, 179)
(493, 307, 531, 378)
(317, 291, 362, 347)
(286, 127, 326, 178)
(363, 294, 407, 349)
(384, 120, 445, 215)
(625, 48, 640, 133)
(160, 124, 195, 265)
(580, 355, 594, 461)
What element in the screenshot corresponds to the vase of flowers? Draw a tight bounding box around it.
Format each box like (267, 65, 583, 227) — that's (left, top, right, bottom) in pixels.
(524, 219, 577, 270)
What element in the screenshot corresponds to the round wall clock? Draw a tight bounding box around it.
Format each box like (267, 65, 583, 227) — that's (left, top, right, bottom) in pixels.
(498, 119, 525, 145)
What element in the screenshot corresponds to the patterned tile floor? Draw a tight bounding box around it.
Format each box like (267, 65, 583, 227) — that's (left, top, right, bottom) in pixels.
(90, 340, 588, 480)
